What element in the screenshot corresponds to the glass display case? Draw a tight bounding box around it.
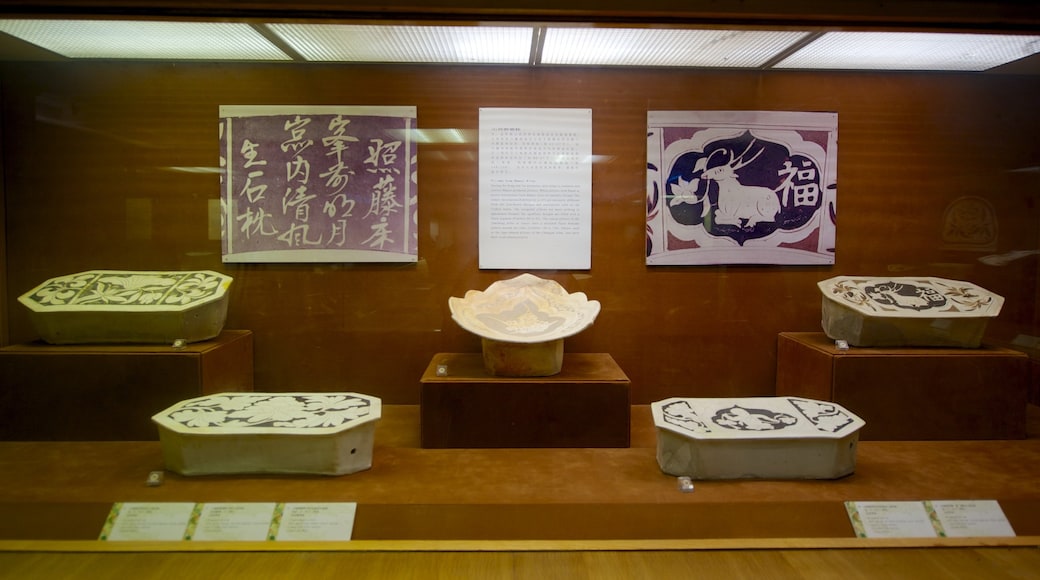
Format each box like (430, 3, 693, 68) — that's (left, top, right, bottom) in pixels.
(0, 1, 1038, 576)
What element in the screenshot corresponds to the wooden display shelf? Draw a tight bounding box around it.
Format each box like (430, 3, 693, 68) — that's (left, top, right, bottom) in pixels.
(0, 406, 1038, 544)
(420, 353, 631, 448)
(776, 332, 1028, 440)
(0, 330, 253, 441)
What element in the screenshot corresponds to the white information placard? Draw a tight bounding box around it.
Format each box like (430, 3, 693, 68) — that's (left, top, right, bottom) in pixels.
(191, 502, 278, 542)
(845, 501, 939, 538)
(272, 502, 358, 541)
(927, 500, 1016, 537)
(100, 502, 196, 541)
(100, 501, 364, 542)
(846, 499, 1016, 538)
(478, 107, 592, 270)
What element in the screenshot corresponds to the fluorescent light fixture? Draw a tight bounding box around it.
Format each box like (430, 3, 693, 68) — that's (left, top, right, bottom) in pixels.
(774, 31, 1040, 71)
(267, 24, 533, 63)
(541, 28, 810, 67)
(0, 19, 290, 60)
(0, 18, 1036, 72)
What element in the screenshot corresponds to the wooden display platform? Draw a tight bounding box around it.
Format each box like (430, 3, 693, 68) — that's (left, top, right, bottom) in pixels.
(0, 405, 1038, 577)
(0, 405, 1037, 543)
(0, 330, 253, 441)
(776, 332, 1028, 441)
(420, 353, 631, 448)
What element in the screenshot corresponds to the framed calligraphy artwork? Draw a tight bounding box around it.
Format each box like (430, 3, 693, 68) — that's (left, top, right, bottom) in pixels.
(220, 105, 417, 263)
(646, 111, 837, 265)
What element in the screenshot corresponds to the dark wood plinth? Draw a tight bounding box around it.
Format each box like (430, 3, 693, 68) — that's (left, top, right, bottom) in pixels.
(0, 330, 253, 441)
(420, 353, 631, 448)
(776, 332, 1028, 440)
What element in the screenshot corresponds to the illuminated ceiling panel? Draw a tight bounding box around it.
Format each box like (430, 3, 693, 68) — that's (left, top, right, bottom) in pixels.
(0, 18, 1036, 72)
(541, 28, 810, 67)
(0, 19, 291, 60)
(268, 24, 533, 63)
(774, 31, 1040, 71)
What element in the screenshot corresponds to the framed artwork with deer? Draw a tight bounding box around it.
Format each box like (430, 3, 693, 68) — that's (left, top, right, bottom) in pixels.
(646, 111, 838, 265)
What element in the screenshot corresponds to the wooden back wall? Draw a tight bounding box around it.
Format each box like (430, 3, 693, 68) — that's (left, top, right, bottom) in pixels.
(2, 61, 1038, 403)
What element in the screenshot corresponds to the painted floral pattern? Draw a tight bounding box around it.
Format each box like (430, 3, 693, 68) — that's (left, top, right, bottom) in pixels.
(162, 394, 376, 431)
(23, 270, 228, 309)
(819, 276, 1002, 317)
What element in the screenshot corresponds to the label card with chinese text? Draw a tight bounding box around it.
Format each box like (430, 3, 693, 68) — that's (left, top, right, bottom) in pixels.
(99, 502, 197, 541)
(927, 500, 1016, 537)
(647, 111, 837, 265)
(270, 502, 357, 541)
(190, 502, 277, 541)
(100, 502, 361, 542)
(846, 500, 1016, 538)
(478, 107, 592, 270)
(845, 501, 939, 538)
(220, 105, 418, 263)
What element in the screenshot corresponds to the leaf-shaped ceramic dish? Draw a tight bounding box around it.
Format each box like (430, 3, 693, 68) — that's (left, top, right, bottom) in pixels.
(448, 273, 601, 344)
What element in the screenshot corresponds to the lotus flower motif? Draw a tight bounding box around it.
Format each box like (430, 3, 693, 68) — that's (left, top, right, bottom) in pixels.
(449, 274, 601, 344)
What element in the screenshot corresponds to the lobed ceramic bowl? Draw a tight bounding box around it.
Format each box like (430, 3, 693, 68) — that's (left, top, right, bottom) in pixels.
(652, 396, 865, 480)
(152, 392, 381, 476)
(448, 273, 601, 376)
(818, 276, 1004, 347)
(18, 270, 233, 345)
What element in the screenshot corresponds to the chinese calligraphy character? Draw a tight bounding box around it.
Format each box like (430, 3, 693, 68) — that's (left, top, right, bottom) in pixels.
(277, 222, 322, 247)
(777, 159, 820, 207)
(240, 140, 267, 168)
(364, 175, 402, 220)
(365, 138, 402, 173)
(321, 115, 359, 194)
(239, 170, 267, 203)
(236, 205, 278, 238)
(281, 115, 314, 155)
(323, 194, 356, 219)
(363, 217, 394, 250)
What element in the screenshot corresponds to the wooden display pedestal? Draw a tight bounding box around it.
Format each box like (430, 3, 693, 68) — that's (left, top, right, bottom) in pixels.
(420, 352, 631, 448)
(0, 330, 253, 441)
(776, 332, 1028, 441)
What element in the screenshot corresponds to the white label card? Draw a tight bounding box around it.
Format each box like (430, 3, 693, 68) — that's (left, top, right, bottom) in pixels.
(272, 502, 358, 541)
(927, 500, 1016, 538)
(846, 500, 1016, 538)
(846, 501, 939, 538)
(191, 502, 278, 541)
(101, 502, 360, 542)
(100, 502, 196, 541)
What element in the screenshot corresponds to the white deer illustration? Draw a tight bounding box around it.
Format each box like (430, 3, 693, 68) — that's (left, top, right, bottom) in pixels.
(694, 139, 781, 228)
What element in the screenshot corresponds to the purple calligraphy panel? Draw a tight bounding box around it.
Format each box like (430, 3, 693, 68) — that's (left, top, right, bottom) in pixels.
(220, 106, 417, 263)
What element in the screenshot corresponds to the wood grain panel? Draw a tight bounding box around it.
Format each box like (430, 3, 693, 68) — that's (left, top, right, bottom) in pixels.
(1, 62, 1038, 405)
(1, 548, 1039, 580)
